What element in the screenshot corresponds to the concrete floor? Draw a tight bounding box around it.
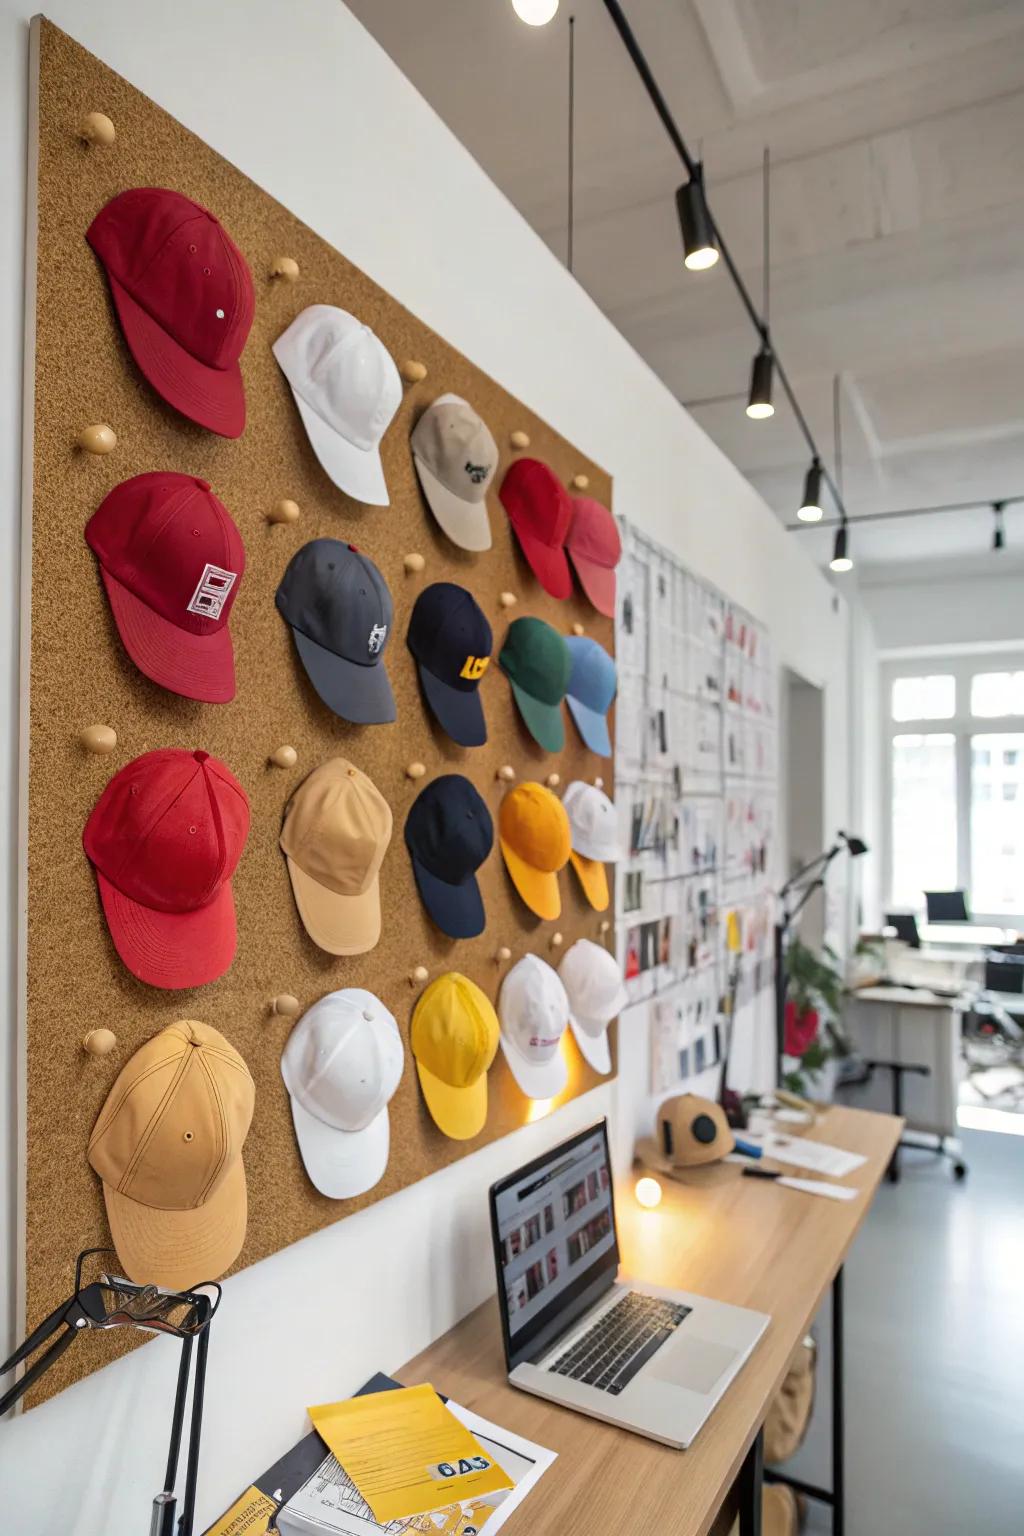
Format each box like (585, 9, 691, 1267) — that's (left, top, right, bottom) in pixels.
(777, 1128, 1024, 1534)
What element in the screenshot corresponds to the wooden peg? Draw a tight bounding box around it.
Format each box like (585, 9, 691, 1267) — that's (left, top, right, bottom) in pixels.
(571, 622, 585, 636)
(81, 724, 117, 755)
(79, 111, 115, 147)
(571, 473, 590, 491)
(77, 423, 116, 455)
(406, 761, 426, 780)
(269, 745, 297, 769)
(271, 994, 301, 1018)
(550, 932, 564, 949)
(599, 920, 611, 935)
(499, 592, 517, 609)
(270, 255, 300, 282)
(495, 946, 512, 964)
(546, 772, 560, 788)
(409, 965, 429, 986)
(83, 1028, 117, 1056)
(510, 430, 530, 450)
(594, 776, 604, 790)
(267, 498, 300, 525)
(400, 360, 427, 384)
(404, 552, 425, 574)
(496, 765, 515, 783)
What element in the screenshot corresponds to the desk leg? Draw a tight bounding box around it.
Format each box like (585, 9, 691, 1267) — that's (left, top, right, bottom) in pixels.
(737, 1426, 764, 1536)
(832, 1265, 845, 1536)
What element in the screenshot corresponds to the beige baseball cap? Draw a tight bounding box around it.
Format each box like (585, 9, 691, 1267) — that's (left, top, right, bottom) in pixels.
(410, 394, 498, 551)
(280, 757, 393, 955)
(87, 1020, 255, 1289)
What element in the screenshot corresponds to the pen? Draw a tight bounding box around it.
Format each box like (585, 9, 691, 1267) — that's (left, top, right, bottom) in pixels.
(742, 1166, 782, 1180)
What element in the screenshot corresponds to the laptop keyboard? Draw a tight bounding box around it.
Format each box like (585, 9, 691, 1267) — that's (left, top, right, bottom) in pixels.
(549, 1291, 691, 1396)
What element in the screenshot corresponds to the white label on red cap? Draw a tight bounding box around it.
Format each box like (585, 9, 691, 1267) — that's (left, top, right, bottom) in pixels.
(187, 563, 237, 619)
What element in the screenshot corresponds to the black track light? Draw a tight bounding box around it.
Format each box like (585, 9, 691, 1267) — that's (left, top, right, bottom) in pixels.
(798, 458, 824, 522)
(746, 343, 774, 420)
(992, 502, 1006, 552)
(830, 522, 853, 573)
(675, 167, 718, 271)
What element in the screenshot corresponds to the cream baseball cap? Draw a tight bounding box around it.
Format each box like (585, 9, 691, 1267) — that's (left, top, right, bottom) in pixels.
(87, 1021, 255, 1289)
(281, 989, 403, 1199)
(559, 939, 628, 1075)
(280, 758, 393, 955)
(273, 305, 401, 506)
(562, 780, 620, 911)
(498, 954, 569, 1100)
(410, 394, 498, 551)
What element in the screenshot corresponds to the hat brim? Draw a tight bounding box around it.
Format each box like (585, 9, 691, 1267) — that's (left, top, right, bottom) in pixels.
(567, 695, 612, 757)
(102, 1155, 247, 1289)
(100, 567, 235, 703)
(509, 680, 565, 752)
(569, 851, 610, 911)
(499, 837, 561, 921)
(418, 664, 487, 747)
(107, 274, 244, 439)
(416, 1059, 488, 1141)
(95, 872, 236, 989)
(413, 455, 492, 551)
(499, 1033, 568, 1101)
(569, 1018, 613, 1075)
(291, 626, 396, 725)
(287, 384, 389, 506)
(568, 551, 617, 617)
(286, 857, 381, 956)
(411, 855, 485, 940)
(289, 1094, 389, 1199)
(508, 519, 573, 600)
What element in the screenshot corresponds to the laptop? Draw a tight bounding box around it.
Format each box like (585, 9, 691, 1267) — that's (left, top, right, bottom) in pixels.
(488, 1120, 769, 1449)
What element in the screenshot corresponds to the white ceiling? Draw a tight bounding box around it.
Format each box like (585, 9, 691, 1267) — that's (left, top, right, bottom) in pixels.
(346, 0, 1024, 579)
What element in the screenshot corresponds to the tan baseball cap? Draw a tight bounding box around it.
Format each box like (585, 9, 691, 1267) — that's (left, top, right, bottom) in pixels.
(280, 757, 393, 955)
(410, 394, 498, 552)
(87, 1021, 255, 1289)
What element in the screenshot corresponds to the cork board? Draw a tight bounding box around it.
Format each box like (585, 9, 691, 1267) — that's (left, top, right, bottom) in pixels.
(19, 19, 614, 1404)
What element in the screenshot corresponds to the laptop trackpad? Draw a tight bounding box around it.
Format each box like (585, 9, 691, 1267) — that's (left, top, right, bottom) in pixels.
(649, 1336, 739, 1395)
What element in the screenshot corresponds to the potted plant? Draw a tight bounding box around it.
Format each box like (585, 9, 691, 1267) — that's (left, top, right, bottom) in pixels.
(782, 938, 850, 1096)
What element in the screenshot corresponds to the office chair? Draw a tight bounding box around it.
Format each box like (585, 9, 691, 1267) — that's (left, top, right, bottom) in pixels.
(884, 911, 921, 949)
(924, 890, 970, 924)
(963, 951, 1024, 1111)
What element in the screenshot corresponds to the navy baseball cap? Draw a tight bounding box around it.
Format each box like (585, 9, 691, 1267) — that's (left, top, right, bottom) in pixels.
(407, 583, 492, 747)
(405, 774, 494, 938)
(565, 635, 616, 756)
(276, 539, 395, 724)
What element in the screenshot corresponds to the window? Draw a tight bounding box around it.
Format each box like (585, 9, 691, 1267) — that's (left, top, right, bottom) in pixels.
(971, 733, 1024, 914)
(970, 672, 1024, 718)
(891, 674, 955, 722)
(890, 734, 957, 908)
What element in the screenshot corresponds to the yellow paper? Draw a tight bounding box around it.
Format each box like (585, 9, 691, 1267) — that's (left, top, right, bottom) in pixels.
(307, 1384, 513, 1524)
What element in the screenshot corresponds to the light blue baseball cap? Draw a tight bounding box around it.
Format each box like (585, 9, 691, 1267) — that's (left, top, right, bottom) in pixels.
(565, 636, 616, 756)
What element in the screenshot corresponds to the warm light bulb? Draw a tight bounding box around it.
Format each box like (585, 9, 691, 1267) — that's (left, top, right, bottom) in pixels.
(830, 555, 853, 573)
(511, 0, 559, 24)
(684, 246, 719, 272)
(797, 504, 823, 522)
(745, 401, 775, 420)
(635, 1176, 663, 1209)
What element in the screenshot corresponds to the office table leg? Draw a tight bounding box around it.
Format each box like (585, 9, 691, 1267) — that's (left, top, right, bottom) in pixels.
(737, 1426, 764, 1536)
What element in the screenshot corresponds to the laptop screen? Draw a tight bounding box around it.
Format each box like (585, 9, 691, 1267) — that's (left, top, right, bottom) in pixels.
(489, 1120, 620, 1372)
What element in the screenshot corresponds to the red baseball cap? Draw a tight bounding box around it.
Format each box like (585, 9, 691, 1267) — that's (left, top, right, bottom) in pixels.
(83, 749, 250, 989)
(499, 459, 573, 599)
(86, 472, 245, 703)
(87, 188, 254, 438)
(567, 496, 621, 616)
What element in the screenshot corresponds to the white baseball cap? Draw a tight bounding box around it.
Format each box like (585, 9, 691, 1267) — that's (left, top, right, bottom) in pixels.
(498, 954, 569, 1100)
(562, 780, 620, 911)
(559, 939, 628, 1075)
(280, 988, 403, 1198)
(272, 305, 402, 506)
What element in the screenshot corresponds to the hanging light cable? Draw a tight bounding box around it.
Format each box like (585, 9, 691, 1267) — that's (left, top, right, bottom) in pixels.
(746, 147, 774, 419)
(675, 163, 718, 271)
(797, 457, 824, 521)
(992, 501, 1006, 551)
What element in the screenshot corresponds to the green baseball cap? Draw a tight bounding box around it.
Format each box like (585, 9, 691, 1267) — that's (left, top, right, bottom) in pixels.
(498, 616, 571, 752)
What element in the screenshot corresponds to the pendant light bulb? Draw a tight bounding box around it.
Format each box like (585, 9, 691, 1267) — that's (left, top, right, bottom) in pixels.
(676, 172, 719, 272)
(992, 502, 1006, 552)
(746, 344, 774, 420)
(830, 523, 853, 573)
(797, 458, 824, 521)
(511, 0, 559, 24)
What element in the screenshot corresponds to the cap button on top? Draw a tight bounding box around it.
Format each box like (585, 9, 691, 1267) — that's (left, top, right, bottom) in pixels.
(194, 750, 210, 765)
(194, 477, 211, 492)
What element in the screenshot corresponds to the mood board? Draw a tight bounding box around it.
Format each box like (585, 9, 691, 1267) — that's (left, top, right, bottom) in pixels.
(18, 19, 614, 1402)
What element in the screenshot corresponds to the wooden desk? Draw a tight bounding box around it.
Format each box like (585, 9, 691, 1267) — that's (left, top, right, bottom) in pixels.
(397, 1106, 901, 1536)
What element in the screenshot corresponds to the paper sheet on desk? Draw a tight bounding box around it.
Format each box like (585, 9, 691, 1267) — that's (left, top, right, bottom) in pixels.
(779, 1177, 858, 1201)
(740, 1127, 867, 1179)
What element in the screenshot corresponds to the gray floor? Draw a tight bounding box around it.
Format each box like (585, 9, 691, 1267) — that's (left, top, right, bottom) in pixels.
(777, 1128, 1024, 1534)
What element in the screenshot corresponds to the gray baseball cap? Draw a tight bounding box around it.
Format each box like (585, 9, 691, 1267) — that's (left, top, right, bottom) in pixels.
(276, 539, 396, 724)
(410, 394, 498, 551)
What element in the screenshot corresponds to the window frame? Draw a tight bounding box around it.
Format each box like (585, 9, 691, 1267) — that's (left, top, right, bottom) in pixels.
(882, 650, 1024, 926)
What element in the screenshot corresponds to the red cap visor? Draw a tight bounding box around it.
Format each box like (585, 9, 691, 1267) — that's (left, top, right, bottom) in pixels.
(508, 517, 573, 600)
(100, 567, 236, 703)
(95, 872, 238, 989)
(568, 550, 617, 616)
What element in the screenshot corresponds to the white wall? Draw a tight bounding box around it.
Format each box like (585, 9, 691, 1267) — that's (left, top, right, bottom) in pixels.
(860, 562, 1024, 654)
(0, 3, 851, 1530)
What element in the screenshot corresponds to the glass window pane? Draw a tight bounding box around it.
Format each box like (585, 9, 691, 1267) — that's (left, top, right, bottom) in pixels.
(971, 733, 1024, 914)
(891, 675, 954, 722)
(890, 733, 957, 907)
(970, 671, 1024, 718)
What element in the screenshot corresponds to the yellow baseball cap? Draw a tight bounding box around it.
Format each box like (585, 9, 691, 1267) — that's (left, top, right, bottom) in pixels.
(411, 972, 499, 1140)
(87, 1021, 255, 1289)
(498, 782, 571, 920)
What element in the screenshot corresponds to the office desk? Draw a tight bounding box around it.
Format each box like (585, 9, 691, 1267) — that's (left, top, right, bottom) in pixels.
(397, 1106, 901, 1536)
(844, 986, 962, 1139)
